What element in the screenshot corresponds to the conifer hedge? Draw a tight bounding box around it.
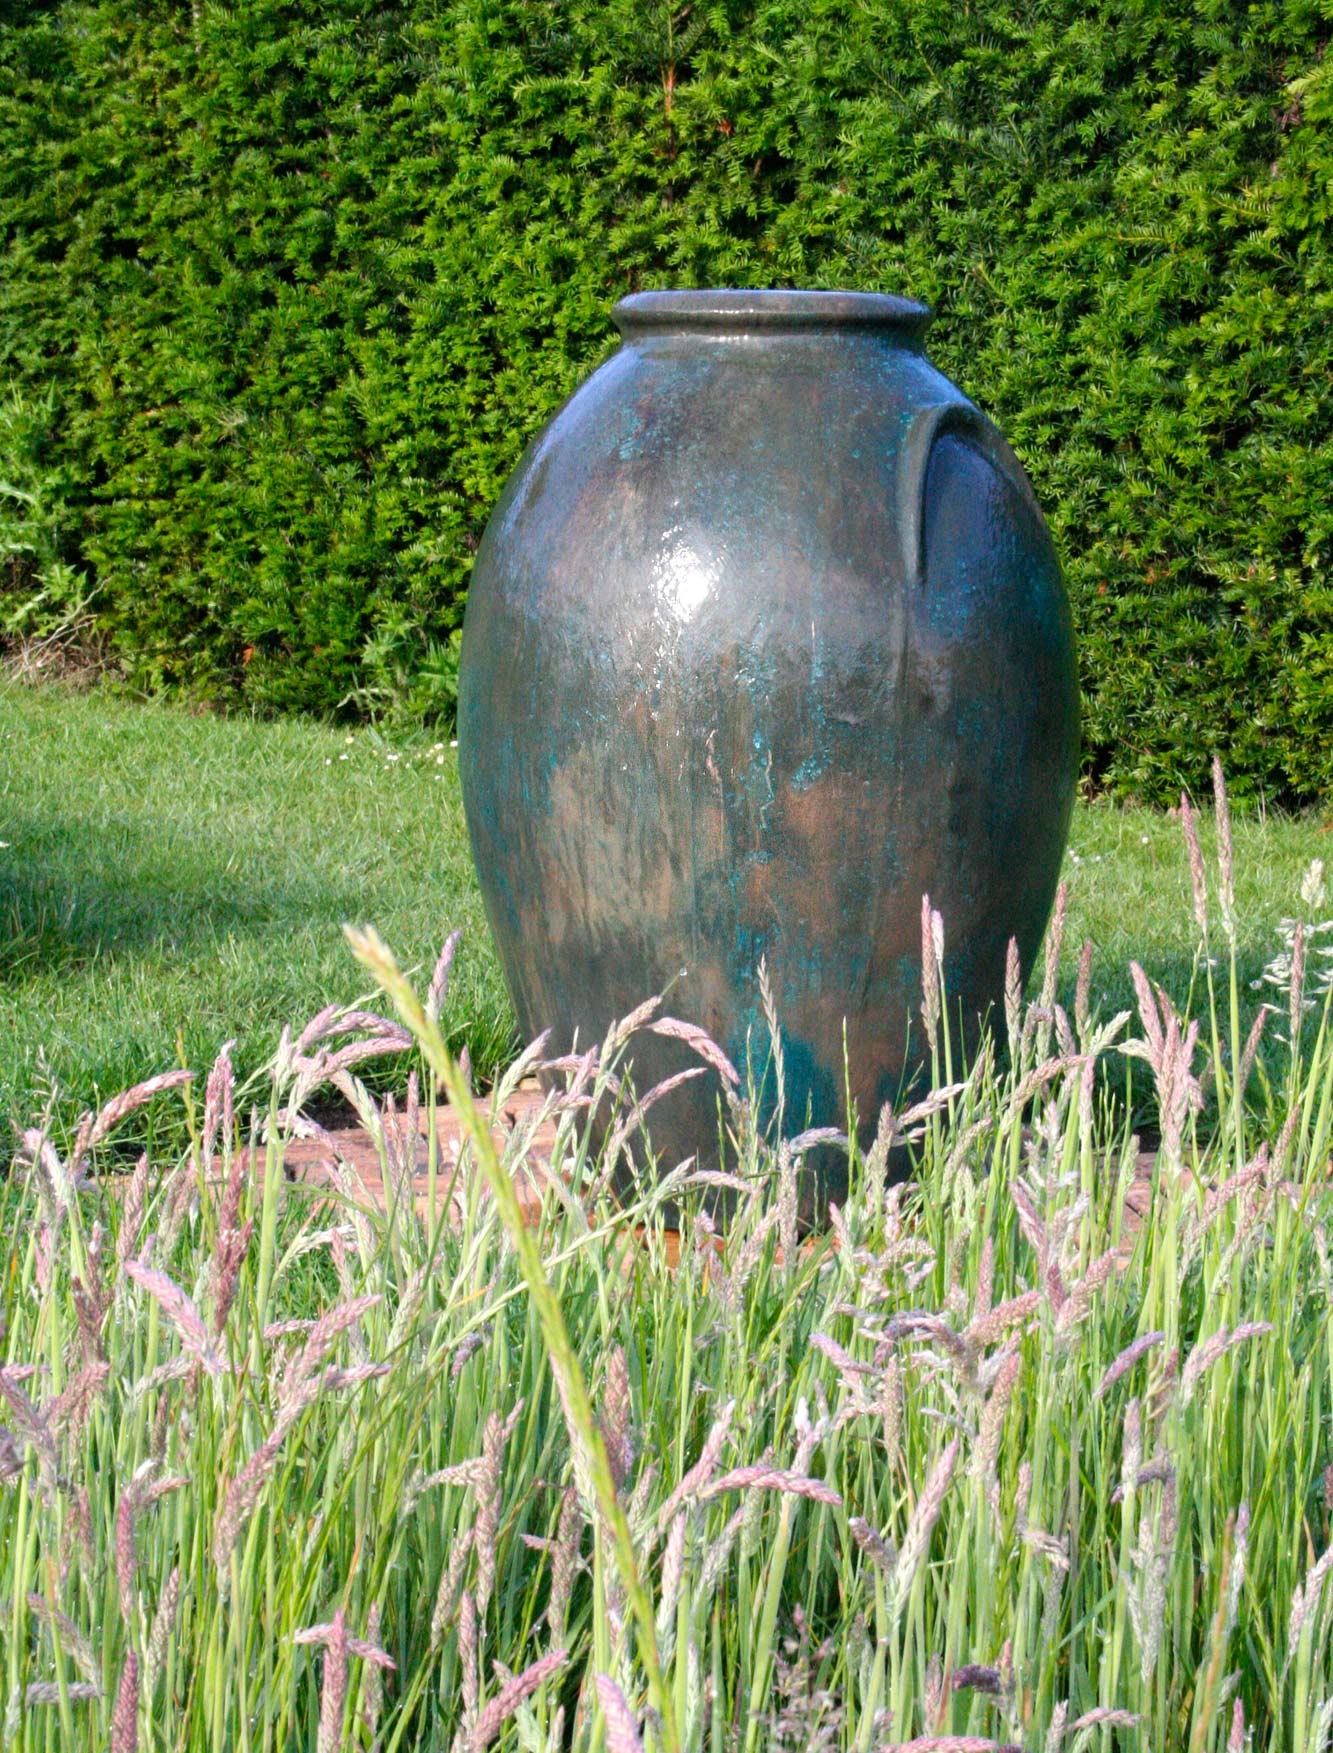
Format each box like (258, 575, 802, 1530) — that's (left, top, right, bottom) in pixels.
(2, 0, 1331, 801)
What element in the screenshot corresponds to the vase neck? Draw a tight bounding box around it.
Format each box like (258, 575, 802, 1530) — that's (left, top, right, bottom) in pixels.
(612, 289, 932, 349)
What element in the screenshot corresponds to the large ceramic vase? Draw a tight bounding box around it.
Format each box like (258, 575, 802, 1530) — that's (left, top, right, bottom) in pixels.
(459, 290, 1078, 1205)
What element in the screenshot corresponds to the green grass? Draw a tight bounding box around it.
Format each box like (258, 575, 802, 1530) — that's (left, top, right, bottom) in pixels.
(0, 681, 515, 1145)
(2, 840, 1332, 1751)
(1059, 799, 1330, 1025)
(1, 679, 1329, 1149)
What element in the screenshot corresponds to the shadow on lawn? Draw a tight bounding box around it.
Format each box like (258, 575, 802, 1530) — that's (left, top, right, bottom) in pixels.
(0, 799, 371, 984)
(1078, 944, 1283, 1017)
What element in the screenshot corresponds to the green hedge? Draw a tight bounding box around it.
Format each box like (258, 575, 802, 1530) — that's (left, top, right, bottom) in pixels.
(2, 0, 1331, 800)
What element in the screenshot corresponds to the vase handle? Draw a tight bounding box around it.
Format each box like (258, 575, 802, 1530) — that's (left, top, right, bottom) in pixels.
(898, 399, 1046, 592)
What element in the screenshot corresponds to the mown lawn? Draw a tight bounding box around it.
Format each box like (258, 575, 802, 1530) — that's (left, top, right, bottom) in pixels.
(0, 682, 514, 1145)
(0, 679, 1327, 1145)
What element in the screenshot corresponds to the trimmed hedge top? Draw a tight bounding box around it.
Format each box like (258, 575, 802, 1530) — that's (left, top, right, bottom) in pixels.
(2, 0, 1332, 802)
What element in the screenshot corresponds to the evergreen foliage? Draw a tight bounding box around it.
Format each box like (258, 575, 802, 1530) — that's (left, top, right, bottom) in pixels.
(1, 0, 1330, 799)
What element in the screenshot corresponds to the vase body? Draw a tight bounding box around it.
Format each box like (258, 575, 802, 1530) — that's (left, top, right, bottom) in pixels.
(458, 290, 1078, 1206)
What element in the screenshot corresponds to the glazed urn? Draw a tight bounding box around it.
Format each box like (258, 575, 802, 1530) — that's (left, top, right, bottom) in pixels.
(458, 289, 1079, 1205)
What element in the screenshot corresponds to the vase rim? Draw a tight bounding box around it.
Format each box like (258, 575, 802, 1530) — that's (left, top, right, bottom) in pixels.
(613, 288, 932, 339)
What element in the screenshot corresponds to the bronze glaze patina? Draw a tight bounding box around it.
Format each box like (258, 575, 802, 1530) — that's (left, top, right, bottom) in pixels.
(458, 290, 1079, 1209)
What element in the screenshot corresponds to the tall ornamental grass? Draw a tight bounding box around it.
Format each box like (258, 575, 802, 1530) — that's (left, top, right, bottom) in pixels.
(2, 767, 1332, 1752)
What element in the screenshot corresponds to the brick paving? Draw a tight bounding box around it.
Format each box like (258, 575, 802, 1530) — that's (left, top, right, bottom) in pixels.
(274, 1079, 1155, 1268)
(282, 1077, 558, 1222)
(279, 1077, 687, 1264)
